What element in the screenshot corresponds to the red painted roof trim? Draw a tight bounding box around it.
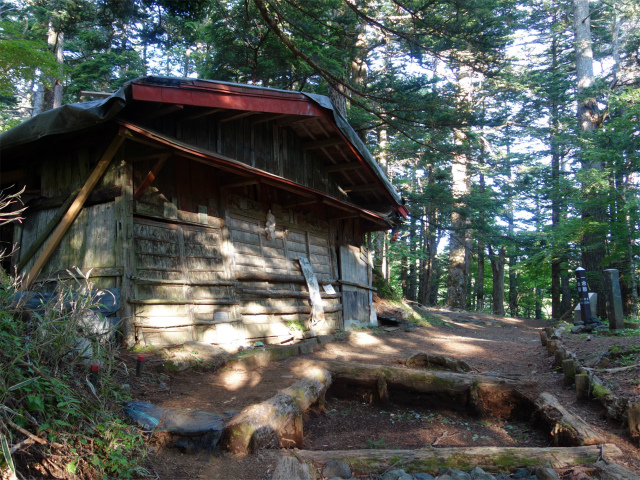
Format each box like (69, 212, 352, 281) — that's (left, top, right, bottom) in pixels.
(131, 83, 330, 118)
(119, 121, 393, 227)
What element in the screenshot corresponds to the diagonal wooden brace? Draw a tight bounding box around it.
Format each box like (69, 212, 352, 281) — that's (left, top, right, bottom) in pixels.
(20, 131, 125, 290)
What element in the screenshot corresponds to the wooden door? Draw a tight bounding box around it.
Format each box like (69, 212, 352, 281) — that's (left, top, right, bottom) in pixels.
(339, 245, 374, 326)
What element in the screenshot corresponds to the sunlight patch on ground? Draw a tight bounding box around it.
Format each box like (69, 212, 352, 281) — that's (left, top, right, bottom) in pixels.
(214, 369, 262, 391)
(348, 331, 383, 346)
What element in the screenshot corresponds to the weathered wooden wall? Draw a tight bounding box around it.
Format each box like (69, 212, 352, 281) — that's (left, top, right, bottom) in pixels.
(16, 114, 374, 347)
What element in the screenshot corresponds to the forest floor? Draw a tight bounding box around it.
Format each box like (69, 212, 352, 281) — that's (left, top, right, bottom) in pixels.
(126, 306, 640, 480)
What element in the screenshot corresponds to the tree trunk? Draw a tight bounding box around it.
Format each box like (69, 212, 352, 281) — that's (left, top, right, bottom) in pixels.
(408, 213, 417, 301)
(477, 172, 486, 312)
(447, 128, 471, 309)
(46, 21, 64, 110)
(535, 285, 542, 320)
(328, 84, 347, 117)
(489, 245, 506, 316)
(447, 61, 473, 309)
(505, 127, 518, 317)
(574, 0, 607, 318)
(376, 127, 389, 281)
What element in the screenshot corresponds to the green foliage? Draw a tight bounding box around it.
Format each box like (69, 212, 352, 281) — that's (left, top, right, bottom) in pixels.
(372, 267, 400, 301)
(0, 20, 58, 97)
(285, 319, 306, 332)
(0, 265, 146, 477)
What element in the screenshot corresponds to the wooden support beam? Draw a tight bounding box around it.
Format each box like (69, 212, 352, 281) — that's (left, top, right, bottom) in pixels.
(131, 277, 234, 287)
(284, 199, 321, 210)
(127, 152, 172, 163)
(222, 178, 261, 189)
(128, 298, 239, 305)
(20, 132, 125, 290)
(236, 271, 337, 285)
(133, 154, 170, 201)
(338, 279, 377, 291)
(260, 179, 315, 197)
(179, 108, 222, 122)
(343, 184, 378, 193)
(303, 137, 343, 150)
(332, 213, 359, 220)
(251, 113, 290, 125)
(34, 267, 124, 284)
(144, 104, 183, 120)
(325, 162, 362, 174)
(123, 130, 167, 149)
(237, 288, 341, 299)
(26, 187, 121, 213)
(219, 111, 259, 123)
(241, 304, 342, 315)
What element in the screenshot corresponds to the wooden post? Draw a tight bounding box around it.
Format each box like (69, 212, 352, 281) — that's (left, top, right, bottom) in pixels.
(547, 340, 558, 355)
(20, 132, 125, 290)
(555, 348, 567, 367)
(628, 401, 640, 439)
(575, 374, 590, 400)
(563, 359, 576, 386)
(377, 373, 389, 404)
(540, 330, 548, 346)
(115, 158, 136, 347)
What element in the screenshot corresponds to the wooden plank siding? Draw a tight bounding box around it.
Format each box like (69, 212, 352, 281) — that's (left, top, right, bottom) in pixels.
(131, 216, 240, 347)
(227, 209, 342, 336)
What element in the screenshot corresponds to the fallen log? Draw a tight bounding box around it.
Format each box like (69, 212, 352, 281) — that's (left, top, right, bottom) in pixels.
(296, 359, 534, 418)
(534, 392, 605, 446)
(405, 352, 472, 373)
(220, 367, 331, 454)
(292, 444, 623, 474)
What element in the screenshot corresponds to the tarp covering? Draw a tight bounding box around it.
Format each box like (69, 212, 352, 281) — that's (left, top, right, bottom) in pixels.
(123, 401, 225, 452)
(0, 90, 127, 150)
(12, 288, 121, 316)
(0, 76, 402, 205)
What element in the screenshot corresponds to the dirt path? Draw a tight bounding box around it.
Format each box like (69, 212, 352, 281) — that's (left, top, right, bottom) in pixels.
(130, 308, 640, 479)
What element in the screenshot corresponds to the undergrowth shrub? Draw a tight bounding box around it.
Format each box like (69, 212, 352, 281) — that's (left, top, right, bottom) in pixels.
(0, 269, 147, 479)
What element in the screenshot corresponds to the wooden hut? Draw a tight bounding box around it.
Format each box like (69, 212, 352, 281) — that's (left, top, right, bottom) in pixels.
(0, 76, 407, 347)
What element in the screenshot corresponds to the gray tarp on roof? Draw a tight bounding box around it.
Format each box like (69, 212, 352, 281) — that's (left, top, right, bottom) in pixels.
(0, 76, 401, 204)
(0, 89, 128, 150)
